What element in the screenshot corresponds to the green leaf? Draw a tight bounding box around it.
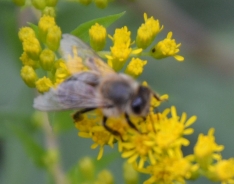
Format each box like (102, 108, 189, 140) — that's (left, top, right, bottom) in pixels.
(71, 11, 126, 42)
(28, 22, 39, 38)
(11, 126, 46, 167)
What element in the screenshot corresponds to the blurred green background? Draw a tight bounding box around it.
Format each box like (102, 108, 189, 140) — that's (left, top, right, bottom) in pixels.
(1, 0, 234, 183)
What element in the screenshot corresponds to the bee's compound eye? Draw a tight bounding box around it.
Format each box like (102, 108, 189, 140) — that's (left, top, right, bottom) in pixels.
(131, 97, 143, 114)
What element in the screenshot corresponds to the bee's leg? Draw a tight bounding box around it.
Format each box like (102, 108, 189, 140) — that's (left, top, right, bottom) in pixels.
(153, 92, 161, 101)
(73, 108, 96, 122)
(103, 116, 123, 140)
(125, 113, 140, 133)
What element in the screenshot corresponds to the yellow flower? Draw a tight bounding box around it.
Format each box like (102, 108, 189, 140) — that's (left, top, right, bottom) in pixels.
(106, 27, 142, 71)
(194, 128, 224, 169)
(38, 15, 56, 42)
(136, 13, 163, 49)
(125, 58, 147, 78)
(54, 60, 70, 85)
(89, 23, 107, 51)
(121, 133, 155, 169)
(22, 36, 41, 60)
(39, 49, 55, 71)
(35, 77, 53, 93)
(91, 126, 115, 160)
(150, 106, 196, 151)
(208, 158, 234, 183)
(20, 66, 38, 87)
(18, 27, 35, 42)
(20, 52, 39, 69)
(46, 25, 62, 51)
(150, 32, 184, 62)
(144, 155, 192, 184)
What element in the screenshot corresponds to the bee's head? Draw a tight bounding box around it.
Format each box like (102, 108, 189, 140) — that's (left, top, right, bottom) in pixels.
(130, 86, 151, 116)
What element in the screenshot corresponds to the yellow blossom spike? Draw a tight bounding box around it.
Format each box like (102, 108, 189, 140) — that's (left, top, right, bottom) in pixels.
(46, 25, 62, 51)
(18, 27, 35, 42)
(39, 49, 55, 71)
(38, 15, 56, 42)
(35, 77, 53, 93)
(20, 66, 38, 87)
(89, 23, 107, 51)
(125, 58, 147, 78)
(22, 36, 41, 60)
(150, 31, 184, 62)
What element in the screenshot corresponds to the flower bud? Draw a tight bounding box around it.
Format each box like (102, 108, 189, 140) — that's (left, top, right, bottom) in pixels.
(35, 77, 53, 93)
(46, 25, 61, 51)
(38, 15, 56, 42)
(18, 27, 35, 42)
(125, 58, 147, 78)
(94, 0, 108, 9)
(20, 66, 38, 87)
(42, 6, 56, 17)
(39, 49, 55, 71)
(31, 0, 46, 10)
(22, 36, 41, 60)
(78, 157, 95, 180)
(89, 23, 107, 51)
(20, 52, 39, 69)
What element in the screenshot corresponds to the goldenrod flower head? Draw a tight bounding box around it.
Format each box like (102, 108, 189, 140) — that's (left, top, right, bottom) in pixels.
(78, 0, 92, 6)
(107, 26, 142, 71)
(96, 170, 114, 184)
(31, 0, 46, 10)
(89, 23, 107, 51)
(91, 126, 115, 160)
(65, 46, 87, 74)
(110, 26, 131, 44)
(13, 0, 25, 6)
(136, 13, 163, 49)
(94, 0, 109, 9)
(194, 128, 224, 169)
(151, 32, 184, 62)
(35, 77, 53, 93)
(46, 25, 62, 51)
(144, 13, 164, 38)
(121, 133, 155, 169)
(54, 60, 70, 84)
(78, 157, 95, 180)
(39, 49, 55, 71)
(42, 7, 56, 17)
(125, 58, 147, 78)
(123, 162, 139, 184)
(209, 158, 234, 183)
(144, 156, 192, 184)
(18, 27, 35, 42)
(22, 36, 41, 60)
(20, 52, 39, 69)
(38, 15, 56, 42)
(20, 66, 38, 87)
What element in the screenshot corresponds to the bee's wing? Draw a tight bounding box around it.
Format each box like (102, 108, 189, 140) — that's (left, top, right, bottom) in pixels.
(33, 72, 112, 111)
(60, 34, 114, 75)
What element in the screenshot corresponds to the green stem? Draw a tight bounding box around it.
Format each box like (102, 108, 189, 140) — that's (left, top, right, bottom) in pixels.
(42, 113, 68, 184)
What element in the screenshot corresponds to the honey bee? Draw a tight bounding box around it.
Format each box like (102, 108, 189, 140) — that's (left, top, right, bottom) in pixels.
(34, 34, 162, 135)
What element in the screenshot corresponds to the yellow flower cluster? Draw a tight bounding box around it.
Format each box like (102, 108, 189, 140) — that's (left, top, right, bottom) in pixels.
(19, 15, 70, 93)
(18, 13, 234, 184)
